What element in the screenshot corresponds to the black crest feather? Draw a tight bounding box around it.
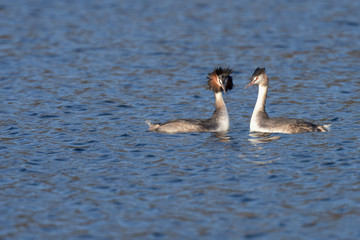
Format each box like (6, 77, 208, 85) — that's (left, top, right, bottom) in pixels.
(207, 67, 234, 92)
(211, 67, 233, 77)
(251, 67, 265, 78)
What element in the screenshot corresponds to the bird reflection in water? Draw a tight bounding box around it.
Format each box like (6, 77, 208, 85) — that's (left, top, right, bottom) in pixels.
(240, 132, 281, 165)
(213, 132, 231, 143)
(248, 132, 281, 144)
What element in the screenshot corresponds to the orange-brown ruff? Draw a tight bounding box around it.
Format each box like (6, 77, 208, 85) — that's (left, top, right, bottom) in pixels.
(146, 67, 234, 134)
(245, 67, 330, 134)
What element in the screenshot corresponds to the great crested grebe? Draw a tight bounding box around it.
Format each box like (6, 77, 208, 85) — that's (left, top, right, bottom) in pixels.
(245, 67, 330, 134)
(146, 67, 234, 134)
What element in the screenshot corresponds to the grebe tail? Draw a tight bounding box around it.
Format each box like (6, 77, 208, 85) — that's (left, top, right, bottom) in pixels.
(145, 120, 161, 131)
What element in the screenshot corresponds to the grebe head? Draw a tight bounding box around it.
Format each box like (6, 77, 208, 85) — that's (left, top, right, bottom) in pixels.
(207, 67, 234, 93)
(245, 67, 268, 88)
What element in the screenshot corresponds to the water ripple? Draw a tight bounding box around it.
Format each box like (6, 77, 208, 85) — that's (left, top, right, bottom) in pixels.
(0, 0, 359, 239)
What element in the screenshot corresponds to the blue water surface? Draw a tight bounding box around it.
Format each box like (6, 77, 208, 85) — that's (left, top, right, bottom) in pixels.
(0, 0, 359, 239)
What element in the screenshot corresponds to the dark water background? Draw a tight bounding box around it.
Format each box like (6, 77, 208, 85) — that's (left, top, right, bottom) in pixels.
(1, 0, 359, 239)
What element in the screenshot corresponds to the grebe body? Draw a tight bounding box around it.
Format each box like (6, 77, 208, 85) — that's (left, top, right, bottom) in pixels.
(246, 67, 329, 134)
(147, 67, 234, 134)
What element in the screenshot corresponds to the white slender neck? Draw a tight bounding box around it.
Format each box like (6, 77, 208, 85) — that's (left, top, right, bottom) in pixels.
(214, 92, 226, 111)
(212, 91, 229, 131)
(253, 84, 268, 113)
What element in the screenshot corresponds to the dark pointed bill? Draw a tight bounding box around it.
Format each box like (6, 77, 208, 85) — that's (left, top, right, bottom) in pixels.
(244, 80, 255, 89)
(221, 77, 227, 94)
(245, 67, 265, 89)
